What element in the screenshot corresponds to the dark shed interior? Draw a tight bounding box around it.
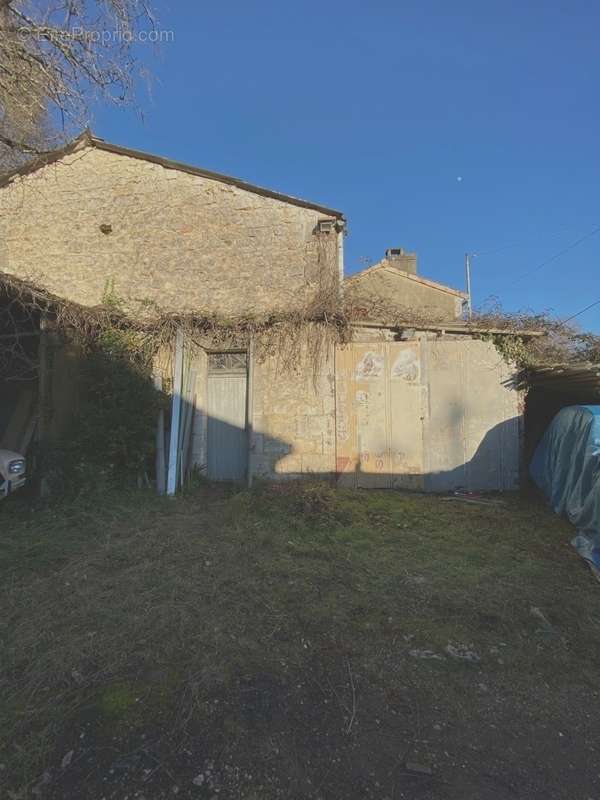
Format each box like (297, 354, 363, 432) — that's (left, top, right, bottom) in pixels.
(523, 364, 600, 467)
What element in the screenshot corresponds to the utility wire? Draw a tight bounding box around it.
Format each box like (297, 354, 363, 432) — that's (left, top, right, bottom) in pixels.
(475, 222, 596, 257)
(560, 298, 600, 325)
(508, 224, 600, 287)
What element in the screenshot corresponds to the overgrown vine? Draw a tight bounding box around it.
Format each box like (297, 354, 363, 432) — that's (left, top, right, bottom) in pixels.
(2, 271, 599, 490)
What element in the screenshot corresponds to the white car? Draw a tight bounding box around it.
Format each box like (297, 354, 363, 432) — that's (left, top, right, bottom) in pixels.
(0, 449, 26, 498)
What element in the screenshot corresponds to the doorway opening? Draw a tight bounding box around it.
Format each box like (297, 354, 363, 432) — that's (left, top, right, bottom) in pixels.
(206, 352, 248, 481)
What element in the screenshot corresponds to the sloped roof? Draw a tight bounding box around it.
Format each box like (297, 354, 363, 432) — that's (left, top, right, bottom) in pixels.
(0, 130, 345, 218)
(345, 261, 468, 299)
(519, 363, 600, 397)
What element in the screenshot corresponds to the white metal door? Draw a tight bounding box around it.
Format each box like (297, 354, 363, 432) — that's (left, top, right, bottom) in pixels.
(206, 354, 248, 481)
(335, 342, 424, 489)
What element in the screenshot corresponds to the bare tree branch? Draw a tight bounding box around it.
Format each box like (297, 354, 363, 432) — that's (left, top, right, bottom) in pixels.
(0, 0, 157, 172)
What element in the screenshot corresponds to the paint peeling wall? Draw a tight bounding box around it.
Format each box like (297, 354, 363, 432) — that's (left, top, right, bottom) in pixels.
(335, 341, 425, 489)
(170, 336, 521, 491)
(334, 337, 521, 491)
(422, 339, 520, 490)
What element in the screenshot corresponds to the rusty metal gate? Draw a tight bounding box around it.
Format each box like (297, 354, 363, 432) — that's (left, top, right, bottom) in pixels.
(335, 342, 424, 489)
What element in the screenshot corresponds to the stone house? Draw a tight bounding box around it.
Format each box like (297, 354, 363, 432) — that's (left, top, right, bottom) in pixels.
(0, 132, 535, 491)
(345, 248, 467, 321)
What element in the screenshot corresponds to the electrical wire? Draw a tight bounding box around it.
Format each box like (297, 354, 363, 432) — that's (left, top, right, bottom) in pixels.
(560, 299, 600, 325)
(474, 222, 596, 257)
(507, 224, 600, 287)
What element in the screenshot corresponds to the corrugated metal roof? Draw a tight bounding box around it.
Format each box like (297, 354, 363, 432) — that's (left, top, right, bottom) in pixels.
(520, 363, 600, 399)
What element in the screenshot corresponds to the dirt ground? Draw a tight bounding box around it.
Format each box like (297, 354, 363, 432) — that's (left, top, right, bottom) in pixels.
(2, 483, 600, 800)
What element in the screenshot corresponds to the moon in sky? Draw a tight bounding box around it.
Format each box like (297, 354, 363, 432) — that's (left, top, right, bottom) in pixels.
(456, 176, 463, 182)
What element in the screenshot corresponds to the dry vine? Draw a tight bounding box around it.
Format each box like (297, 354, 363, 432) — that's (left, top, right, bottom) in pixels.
(0, 271, 352, 382)
(1, 272, 598, 384)
(471, 300, 600, 366)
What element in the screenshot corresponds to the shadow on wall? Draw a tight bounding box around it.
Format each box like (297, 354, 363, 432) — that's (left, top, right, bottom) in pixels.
(0, 338, 520, 493)
(424, 416, 520, 492)
(0, 370, 521, 494)
(199, 414, 521, 492)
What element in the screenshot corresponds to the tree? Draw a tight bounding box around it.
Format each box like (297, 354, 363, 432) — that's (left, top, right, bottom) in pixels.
(0, 0, 156, 171)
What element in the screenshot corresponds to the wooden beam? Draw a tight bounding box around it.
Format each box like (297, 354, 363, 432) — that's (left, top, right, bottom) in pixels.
(349, 320, 545, 337)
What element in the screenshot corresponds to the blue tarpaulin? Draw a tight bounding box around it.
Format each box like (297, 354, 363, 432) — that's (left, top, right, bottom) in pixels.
(530, 405, 600, 572)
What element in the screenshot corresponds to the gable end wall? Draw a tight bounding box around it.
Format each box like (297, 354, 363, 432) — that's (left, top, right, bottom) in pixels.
(347, 268, 464, 320)
(0, 146, 339, 315)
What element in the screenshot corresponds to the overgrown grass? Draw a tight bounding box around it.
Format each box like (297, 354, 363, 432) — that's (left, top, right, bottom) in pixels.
(1, 483, 599, 799)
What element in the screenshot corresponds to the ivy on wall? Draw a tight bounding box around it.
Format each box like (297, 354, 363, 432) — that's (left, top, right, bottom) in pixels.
(477, 333, 532, 368)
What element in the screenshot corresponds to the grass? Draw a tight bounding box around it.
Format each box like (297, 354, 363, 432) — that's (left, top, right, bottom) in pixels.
(1, 482, 600, 799)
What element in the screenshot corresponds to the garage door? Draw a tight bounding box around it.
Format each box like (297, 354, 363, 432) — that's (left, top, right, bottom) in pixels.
(335, 342, 424, 489)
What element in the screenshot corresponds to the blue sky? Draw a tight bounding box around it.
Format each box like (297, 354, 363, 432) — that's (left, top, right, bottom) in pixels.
(93, 0, 600, 331)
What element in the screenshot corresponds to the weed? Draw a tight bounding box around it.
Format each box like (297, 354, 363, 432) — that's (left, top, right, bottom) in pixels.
(99, 682, 138, 719)
(1, 485, 599, 799)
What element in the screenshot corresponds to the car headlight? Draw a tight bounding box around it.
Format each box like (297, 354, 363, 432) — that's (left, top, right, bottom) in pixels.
(8, 460, 25, 475)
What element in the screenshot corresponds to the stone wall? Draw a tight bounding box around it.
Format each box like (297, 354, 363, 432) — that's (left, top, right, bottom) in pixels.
(0, 144, 340, 315)
(156, 332, 521, 490)
(249, 345, 337, 479)
(346, 264, 465, 320)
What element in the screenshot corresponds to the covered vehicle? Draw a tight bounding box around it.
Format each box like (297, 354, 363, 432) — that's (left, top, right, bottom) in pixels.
(0, 448, 26, 498)
(530, 404, 600, 573)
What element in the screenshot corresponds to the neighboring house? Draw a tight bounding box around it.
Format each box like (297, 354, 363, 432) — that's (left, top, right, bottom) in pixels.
(0, 133, 534, 491)
(345, 249, 467, 321)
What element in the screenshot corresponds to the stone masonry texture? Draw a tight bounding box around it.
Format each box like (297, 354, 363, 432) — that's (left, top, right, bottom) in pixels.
(250, 344, 337, 479)
(346, 263, 465, 320)
(0, 144, 339, 316)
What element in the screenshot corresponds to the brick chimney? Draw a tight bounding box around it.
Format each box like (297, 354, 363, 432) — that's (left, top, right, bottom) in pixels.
(385, 248, 417, 275)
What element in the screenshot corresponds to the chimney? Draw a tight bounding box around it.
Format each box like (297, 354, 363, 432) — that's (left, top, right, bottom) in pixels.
(385, 248, 417, 275)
